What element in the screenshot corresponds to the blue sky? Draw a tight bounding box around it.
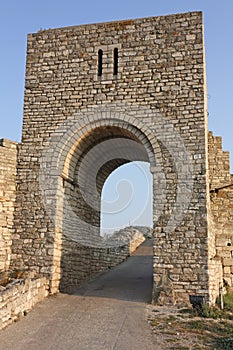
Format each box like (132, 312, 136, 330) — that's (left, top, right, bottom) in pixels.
(1, 1, 232, 231)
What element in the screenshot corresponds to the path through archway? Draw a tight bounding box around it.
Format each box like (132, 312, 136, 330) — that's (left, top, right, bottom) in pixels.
(59, 124, 155, 291)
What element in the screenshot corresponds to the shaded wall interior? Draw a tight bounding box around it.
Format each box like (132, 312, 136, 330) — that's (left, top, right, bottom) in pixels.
(60, 125, 151, 290)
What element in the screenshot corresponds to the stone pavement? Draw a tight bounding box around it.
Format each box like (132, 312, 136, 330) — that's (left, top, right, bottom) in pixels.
(0, 240, 160, 349)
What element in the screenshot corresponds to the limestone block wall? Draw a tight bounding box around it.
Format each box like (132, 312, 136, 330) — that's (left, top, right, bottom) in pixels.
(60, 239, 129, 292)
(208, 131, 231, 189)
(0, 139, 17, 272)
(208, 257, 223, 304)
(0, 276, 49, 331)
(60, 232, 145, 292)
(208, 132, 233, 290)
(10, 12, 211, 304)
(130, 236, 145, 253)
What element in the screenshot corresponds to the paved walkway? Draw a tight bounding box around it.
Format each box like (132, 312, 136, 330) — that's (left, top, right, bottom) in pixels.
(0, 240, 160, 350)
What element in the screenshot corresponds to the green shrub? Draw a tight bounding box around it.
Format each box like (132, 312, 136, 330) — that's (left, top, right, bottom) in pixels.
(213, 337, 233, 350)
(216, 291, 233, 312)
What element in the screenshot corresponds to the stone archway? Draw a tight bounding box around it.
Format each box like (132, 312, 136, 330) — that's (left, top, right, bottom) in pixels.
(61, 125, 156, 292)
(15, 101, 209, 303)
(39, 110, 163, 293)
(10, 101, 213, 305)
(9, 12, 217, 305)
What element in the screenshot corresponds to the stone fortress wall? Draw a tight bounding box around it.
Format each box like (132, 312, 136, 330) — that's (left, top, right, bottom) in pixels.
(0, 140, 17, 273)
(208, 132, 233, 289)
(0, 11, 232, 315)
(10, 11, 211, 305)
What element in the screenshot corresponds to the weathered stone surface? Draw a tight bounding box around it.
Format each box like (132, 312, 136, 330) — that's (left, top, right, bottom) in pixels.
(0, 140, 17, 272)
(0, 12, 232, 310)
(0, 275, 49, 331)
(9, 11, 211, 305)
(209, 132, 233, 291)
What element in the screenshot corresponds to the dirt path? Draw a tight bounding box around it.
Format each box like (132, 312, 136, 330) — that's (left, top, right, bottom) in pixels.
(0, 240, 160, 350)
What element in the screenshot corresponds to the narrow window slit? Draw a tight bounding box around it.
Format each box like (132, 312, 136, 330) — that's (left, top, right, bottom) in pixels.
(98, 49, 103, 77)
(114, 48, 118, 76)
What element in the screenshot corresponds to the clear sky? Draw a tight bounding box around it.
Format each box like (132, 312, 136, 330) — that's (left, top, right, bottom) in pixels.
(1, 0, 232, 232)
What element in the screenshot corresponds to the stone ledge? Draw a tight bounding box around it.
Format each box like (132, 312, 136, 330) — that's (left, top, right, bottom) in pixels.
(0, 139, 18, 149)
(0, 275, 49, 331)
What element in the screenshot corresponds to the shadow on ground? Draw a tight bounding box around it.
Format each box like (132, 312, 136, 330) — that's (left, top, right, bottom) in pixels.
(64, 239, 154, 303)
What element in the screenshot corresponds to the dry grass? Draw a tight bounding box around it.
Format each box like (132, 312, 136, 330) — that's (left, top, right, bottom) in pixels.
(147, 297, 233, 349)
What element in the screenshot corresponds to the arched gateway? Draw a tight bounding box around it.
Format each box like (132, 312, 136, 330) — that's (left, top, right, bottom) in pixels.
(5, 11, 226, 305)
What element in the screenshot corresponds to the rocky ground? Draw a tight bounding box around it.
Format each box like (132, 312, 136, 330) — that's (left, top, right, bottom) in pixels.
(147, 304, 233, 350)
